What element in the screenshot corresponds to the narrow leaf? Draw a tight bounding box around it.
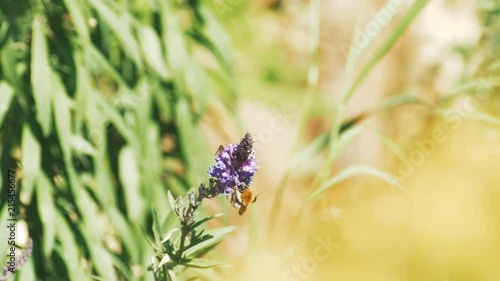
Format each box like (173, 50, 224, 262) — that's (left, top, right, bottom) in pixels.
(309, 165, 409, 201)
(161, 228, 179, 243)
(62, 0, 90, 41)
(341, 0, 431, 102)
(184, 226, 236, 257)
(51, 72, 72, 162)
(55, 212, 90, 281)
(31, 16, 52, 136)
(151, 206, 162, 245)
(183, 258, 229, 269)
(0, 81, 14, 128)
(36, 172, 56, 256)
(167, 190, 176, 213)
(138, 25, 170, 79)
(188, 213, 223, 231)
(158, 254, 171, 268)
(118, 145, 143, 222)
(87, 0, 143, 68)
(20, 125, 41, 204)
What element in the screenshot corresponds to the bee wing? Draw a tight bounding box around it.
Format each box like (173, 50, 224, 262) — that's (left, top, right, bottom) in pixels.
(215, 145, 224, 155)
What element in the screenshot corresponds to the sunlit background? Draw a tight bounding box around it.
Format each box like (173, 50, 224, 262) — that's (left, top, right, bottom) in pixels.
(209, 1, 500, 281)
(0, 0, 498, 280)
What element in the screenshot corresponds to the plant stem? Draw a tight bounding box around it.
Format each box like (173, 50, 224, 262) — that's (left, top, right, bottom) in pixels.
(175, 192, 203, 259)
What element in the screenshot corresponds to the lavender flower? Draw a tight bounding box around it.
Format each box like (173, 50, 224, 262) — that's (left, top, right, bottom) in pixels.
(207, 133, 258, 196)
(176, 133, 258, 223)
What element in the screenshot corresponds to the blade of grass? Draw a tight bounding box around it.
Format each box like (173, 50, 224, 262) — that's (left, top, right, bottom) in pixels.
(308, 164, 410, 201)
(87, 0, 143, 69)
(118, 145, 144, 222)
(36, 172, 56, 256)
(20, 125, 41, 205)
(0, 81, 14, 128)
(31, 16, 52, 136)
(341, 0, 431, 103)
(138, 25, 170, 80)
(55, 212, 91, 281)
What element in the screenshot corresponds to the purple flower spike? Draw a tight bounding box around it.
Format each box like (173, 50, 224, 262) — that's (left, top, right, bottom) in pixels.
(207, 133, 258, 195)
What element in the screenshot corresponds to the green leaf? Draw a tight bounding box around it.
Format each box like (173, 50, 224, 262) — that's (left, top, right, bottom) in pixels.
(159, 0, 187, 78)
(308, 165, 410, 201)
(110, 252, 134, 278)
(167, 190, 176, 213)
(341, 0, 431, 103)
(51, 72, 72, 163)
(183, 258, 230, 269)
(434, 110, 500, 126)
(1, 42, 26, 97)
(184, 226, 236, 257)
(153, 89, 172, 122)
(175, 98, 206, 185)
(87, 0, 143, 69)
(20, 125, 41, 205)
(85, 45, 132, 89)
(168, 270, 179, 281)
(331, 125, 363, 160)
(74, 186, 103, 239)
(78, 218, 116, 280)
(138, 25, 170, 79)
(377, 93, 423, 111)
(15, 255, 36, 281)
(88, 242, 117, 281)
(369, 128, 408, 163)
(91, 90, 137, 144)
(0, 21, 9, 46)
(186, 59, 209, 115)
(31, 16, 53, 136)
(288, 133, 329, 171)
(188, 213, 223, 231)
(106, 207, 140, 262)
(62, 0, 90, 41)
(161, 210, 177, 236)
(444, 77, 499, 100)
(118, 145, 144, 222)
(140, 225, 160, 251)
(199, 6, 233, 74)
(36, 172, 56, 256)
(151, 206, 162, 245)
(161, 228, 179, 243)
(70, 135, 96, 156)
(74, 64, 93, 132)
(165, 173, 189, 196)
(55, 212, 91, 281)
(158, 253, 171, 268)
(0, 81, 15, 128)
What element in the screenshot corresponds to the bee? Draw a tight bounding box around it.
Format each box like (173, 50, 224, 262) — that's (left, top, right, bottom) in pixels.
(238, 188, 258, 215)
(229, 185, 258, 215)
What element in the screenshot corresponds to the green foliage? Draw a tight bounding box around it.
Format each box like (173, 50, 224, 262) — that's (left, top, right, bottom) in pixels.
(147, 202, 234, 281)
(0, 0, 236, 280)
(269, 0, 499, 231)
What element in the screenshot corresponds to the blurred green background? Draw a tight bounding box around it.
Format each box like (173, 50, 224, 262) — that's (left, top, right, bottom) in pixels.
(0, 0, 499, 280)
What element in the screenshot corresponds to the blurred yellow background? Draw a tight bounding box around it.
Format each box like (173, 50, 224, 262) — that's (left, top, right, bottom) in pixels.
(206, 0, 500, 280)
